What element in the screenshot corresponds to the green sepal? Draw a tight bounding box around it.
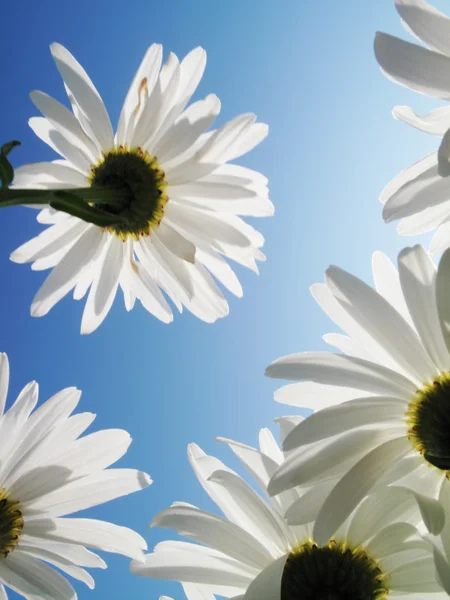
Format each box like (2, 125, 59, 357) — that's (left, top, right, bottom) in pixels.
(0, 156, 13, 189)
(0, 140, 21, 188)
(1, 141, 21, 157)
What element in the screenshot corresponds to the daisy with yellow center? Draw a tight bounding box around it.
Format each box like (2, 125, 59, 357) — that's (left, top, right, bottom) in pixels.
(11, 42, 272, 333)
(265, 244, 450, 547)
(0, 352, 151, 600)
(131, 425, 444, 599)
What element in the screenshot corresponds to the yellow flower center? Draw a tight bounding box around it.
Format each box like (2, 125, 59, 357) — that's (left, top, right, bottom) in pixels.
(88, 146, 168, 240)
(281, 539, 388, 600)
(407, 372, 450, 471)
(0, 490, 23, 558)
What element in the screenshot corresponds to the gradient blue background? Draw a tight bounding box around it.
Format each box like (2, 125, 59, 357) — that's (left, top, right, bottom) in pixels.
(0, 1, 445, 598)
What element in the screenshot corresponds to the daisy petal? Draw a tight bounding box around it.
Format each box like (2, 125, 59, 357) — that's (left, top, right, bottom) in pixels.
(0, 353, 9, 418)
(313, 437, 412, 546)
(265, 352, 416, 397)
(24, 469, 151, 516)
(131, 545, 256, 590)
(28, 117, 92, 174)
(0, 551, 76, 600)
(152, 505, 272, 569)
(155, 94, 221, 164)
(13, 162, 87, 189)
(81, 236, 124, 334)
(433, 547, 450, 594)
(31, 226, 103, 318)
(30, 90, 99, 162)
(198, 115, 268, 164)
(397, 202, 450, 236)
(395, 0, 450, 56)
(268, 429, 394, 496)
(398, 245, 450, 371)
(393, 105, 450, 137)
(383, 162, 450, 223)
(282, 396, 406, 451)
(116, 43, 163, 145)
(25, 517, 147, 560)
(243, 555, 287, 600)
(429, 220, 450, 255)
(325, 264, 435, 381)
(50, 43, 114, 151)
(436, 247, 450, 352)
(208, 469, 293, 553)
(374, 32, 450, 100)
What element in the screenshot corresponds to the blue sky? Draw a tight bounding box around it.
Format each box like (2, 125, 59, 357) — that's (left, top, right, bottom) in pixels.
(0, 0, 445, 598)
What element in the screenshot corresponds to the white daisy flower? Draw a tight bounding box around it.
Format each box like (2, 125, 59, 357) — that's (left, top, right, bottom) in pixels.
(265, 244, 450, 548)
(130, 425, 444, 599)
(11, 42, 271, 334)
(374, 0, 450, 254)
(0, 352, 151, 599)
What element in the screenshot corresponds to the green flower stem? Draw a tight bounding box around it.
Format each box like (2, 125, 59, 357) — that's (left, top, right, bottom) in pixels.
(0, 186, 131, 228)
(50, 191, 129, 228)
(0, 186, 126, 208)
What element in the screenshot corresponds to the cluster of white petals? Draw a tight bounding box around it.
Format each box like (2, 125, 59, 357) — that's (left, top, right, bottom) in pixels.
(12, 43, 271, 333)
(0, 353, 151, 599)
(133, 427, 447, 599)
(374, 0, 450, 254)
(6, 2, 450, 599)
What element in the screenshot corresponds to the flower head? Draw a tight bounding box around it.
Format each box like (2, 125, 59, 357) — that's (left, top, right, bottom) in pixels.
(131, 425, 442, 598)
(374, 0, 450, 254)
(0, 352, 151, 599)
(12, 43, 272, 333)
(266, 244, 450, 545)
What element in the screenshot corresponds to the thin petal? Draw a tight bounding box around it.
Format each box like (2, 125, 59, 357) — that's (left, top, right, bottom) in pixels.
(398, 245, 450, 371)
(430, 220, 450, 255)
(131, 545, 256, 590)
(282, 396, 406, 452)
(313, 437, 412, 546)
(208, 469, 294, 552)
(273, 381, 368, 410)
(325, 264, 435, 381)
(13, 161, 87, 189)
(436, 247, 450, 354)
(374, 32, 450, 100)
(116, 43, 163, 145)
(395, 0, 450, 56)
(197, 114, 268, 164)
(268, 429, 395, 496)
(23, 469, 151, 516)
(265, 352, 416, 397)
(155, 94, 221, 164)
(0, 354, 9, 418)
(28, 117, 92, 174)
(393, 105, 450, 136)
(0, 551, 76, 600)
(25, 517, 147, 560)
(81, 236, 123, 334)
(30, 90, 99, 162)
(50, 43, 114, 151)
(244, 555, 287, 600)
(31, 226, 104, 317)
(152, 505, 272, 569)
(398, 202, 450, 236)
